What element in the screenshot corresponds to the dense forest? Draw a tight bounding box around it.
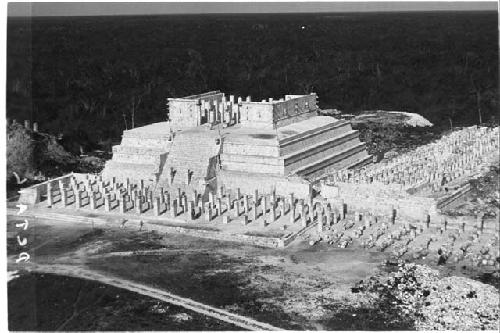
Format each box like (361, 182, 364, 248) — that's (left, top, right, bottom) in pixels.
(6, 12, 498, 149)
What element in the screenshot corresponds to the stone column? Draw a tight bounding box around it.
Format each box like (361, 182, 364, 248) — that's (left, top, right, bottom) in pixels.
(183, 195, 188, 214)
(270, 204, 276, 223)
(276, 201, 283, 219)
(135, 197, 142, 214)
(154, 197, 160, 216)
(326, 210, 332, 226)
(225, 195, 231, 213)
(89, 192, 96, 210)
(171, 199, 178, 217)
(252, 199, 258, 221)
(391, 206, 397, 224)
(104, 194, 111, 212)
(193, 190, 198, 207)
(75, 190, 81, 209)
(205, 206, 212, 221)
(317, 216, 324, 233)
(60, 188, 68, 207)
(236, 188, 241, 200)
(341, 199, 346, 219)
(242, 215, 249, 225)
(289, 205, 296, 223)
(165, 192, 171, 211)
(301, 204, 308, 227)
(243, 195, 249, 213)
(209, 191, 215, 206)
(233, 200, 240, 217)
(187, 201, 195, 221)
(216, 198, 222, 217)
(119, 196, 126, 213)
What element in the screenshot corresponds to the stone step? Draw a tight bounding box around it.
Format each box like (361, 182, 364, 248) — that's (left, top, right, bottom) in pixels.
(279, 119, 350, 148)
(294, 143, 369, 178)
(281, 130, 360, 164)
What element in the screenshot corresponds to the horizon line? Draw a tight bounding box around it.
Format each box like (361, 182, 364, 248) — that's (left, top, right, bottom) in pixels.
(8, 1, 498, 17)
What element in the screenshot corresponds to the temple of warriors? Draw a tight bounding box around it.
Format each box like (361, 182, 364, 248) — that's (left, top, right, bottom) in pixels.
(101, 91, 371, 199)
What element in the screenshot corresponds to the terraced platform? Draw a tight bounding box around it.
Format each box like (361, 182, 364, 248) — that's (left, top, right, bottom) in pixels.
(101, 122, 173, 183)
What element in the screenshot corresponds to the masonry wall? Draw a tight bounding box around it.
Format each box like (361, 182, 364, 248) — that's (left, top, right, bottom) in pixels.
(239, 102, 274, 129)
(169, 100, 199, 129)
(274, 94, 318, 128)
(168, 92, 224, 130)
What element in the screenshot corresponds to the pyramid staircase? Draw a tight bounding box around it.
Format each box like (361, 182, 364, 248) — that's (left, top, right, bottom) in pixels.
(154, 128, 222, 196)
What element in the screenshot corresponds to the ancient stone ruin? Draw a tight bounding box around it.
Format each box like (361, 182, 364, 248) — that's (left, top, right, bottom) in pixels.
(17, 91, 499, 258)
(101, 91, 371, 199)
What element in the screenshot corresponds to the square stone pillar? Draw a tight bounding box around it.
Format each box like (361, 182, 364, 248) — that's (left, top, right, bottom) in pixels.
(225, 196, 231, 213)
(135, 198, 142, 214)
(242, 215, 249, 226)
(104, 194, 111, 212)
(233, 200, 240, 217)
(187, 201, 195, 220)
(47, 182, 53, 207)
(193, 190, 198, 207)
(289, 205, 296, 223)
(279, 201, 285, 219)
(165, 192, 171, 211)
(317, 216, 324, 233)
(75, 190, 81, 209)
(171, 199, 178, 217)
(183, 196, 188, 214)
(209, 191, 215, 206)
(119, 196, 126, 214)
(270, 203, 277, 222)
(89, 193, 96, 210)
(252, 200, 258, 221)
(301, 205, 308, 227)
(243, 195, 249, 213)
(216, 198, 222, 217)
(223, 216, 230, 224)
(341, 199, 347, 219)
(154, 197, 160, 216)
(204, 206, 212, 221)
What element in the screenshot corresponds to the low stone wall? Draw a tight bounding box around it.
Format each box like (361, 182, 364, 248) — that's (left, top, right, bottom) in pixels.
(320, 182, 438, 220)
(219, 171, 312, 199)
(18, 173, 87, 206)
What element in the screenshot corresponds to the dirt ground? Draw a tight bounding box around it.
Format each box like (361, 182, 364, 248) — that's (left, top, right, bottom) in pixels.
(7, 213, 498, 330)
(8, 216, 403, 330)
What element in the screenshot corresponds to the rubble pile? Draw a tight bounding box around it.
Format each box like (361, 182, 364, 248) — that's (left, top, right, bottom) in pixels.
(353, 263, 499, 330)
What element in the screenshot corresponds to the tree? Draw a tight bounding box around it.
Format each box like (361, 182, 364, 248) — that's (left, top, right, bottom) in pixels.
(7, 123, 35, 181)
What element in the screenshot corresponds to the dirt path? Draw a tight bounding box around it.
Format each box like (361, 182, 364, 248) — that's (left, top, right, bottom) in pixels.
(17, 263, 282, 331)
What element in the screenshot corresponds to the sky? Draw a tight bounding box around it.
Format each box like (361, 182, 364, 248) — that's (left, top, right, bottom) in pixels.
(8, 1, 498, 17)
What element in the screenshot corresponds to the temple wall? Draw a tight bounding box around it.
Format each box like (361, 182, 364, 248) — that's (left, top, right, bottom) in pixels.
(239, 102, 274, 128)
(168, 91, 224, 130)
(168, 100, 199, 129)
(273, 94, 318, 127)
